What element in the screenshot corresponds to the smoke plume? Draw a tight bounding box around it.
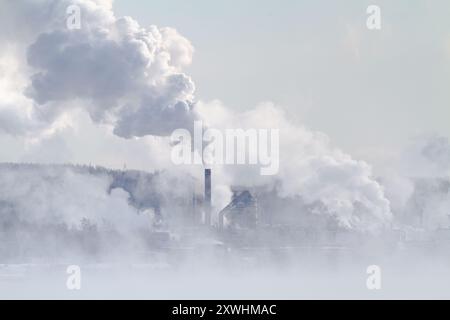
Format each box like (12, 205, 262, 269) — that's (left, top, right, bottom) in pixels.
(0, 0, 197, 138)
(196, 101, 392, 232)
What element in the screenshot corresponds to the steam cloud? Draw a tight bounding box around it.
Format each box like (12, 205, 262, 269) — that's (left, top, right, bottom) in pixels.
(0, 0, 196, 137)
(196, 101, 392, 232)
(382, 135, 450, 229)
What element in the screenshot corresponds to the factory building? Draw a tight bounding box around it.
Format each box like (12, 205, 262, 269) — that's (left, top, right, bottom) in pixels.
(219, 190, 258, 230)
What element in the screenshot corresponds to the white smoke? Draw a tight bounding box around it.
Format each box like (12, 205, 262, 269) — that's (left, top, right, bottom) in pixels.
(400, 134, 450, 179)
(0, 165, 145, 230)
(380, 135, 450, 229)
(196, 101, 392, 232)
(0, 0, 197, 138)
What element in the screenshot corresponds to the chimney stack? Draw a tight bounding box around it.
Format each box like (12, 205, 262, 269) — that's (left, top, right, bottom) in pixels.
(204, 168, 211, 226)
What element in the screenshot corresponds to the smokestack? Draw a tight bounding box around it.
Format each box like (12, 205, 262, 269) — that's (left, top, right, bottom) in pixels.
(204, 168, 211, 226)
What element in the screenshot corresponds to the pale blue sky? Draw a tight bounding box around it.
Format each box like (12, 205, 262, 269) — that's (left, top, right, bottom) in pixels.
(114, 0, 450, 160)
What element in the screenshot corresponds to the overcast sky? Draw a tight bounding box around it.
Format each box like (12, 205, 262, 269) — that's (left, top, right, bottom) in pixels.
(114, 0, 450, 159)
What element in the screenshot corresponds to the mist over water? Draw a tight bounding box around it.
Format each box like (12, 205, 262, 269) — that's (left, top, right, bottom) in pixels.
(0, 159, 448, 299)
(2, 246, 450, 299)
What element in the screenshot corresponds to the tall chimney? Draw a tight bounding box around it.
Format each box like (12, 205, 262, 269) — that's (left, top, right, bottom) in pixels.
(204, 168, 211, 226)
